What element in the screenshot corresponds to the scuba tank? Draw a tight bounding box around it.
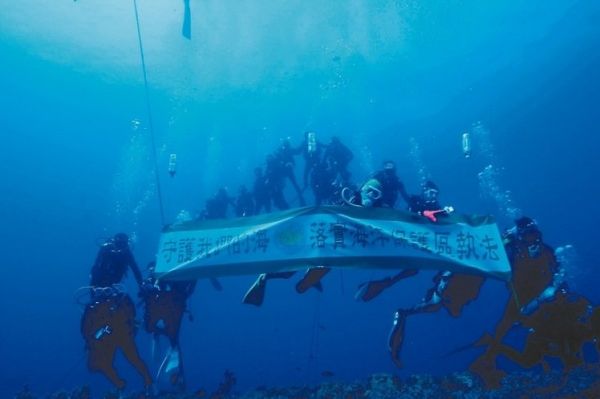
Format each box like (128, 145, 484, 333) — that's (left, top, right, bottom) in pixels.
(168, 154, 177, 177)
(462, 132, 471, 158)
(307, 132, 317, 154)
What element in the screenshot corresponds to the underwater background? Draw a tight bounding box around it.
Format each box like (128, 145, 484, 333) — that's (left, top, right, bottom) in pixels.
(1, 0, 599, 397)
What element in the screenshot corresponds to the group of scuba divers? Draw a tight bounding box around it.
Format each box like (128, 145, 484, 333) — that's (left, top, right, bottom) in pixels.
(82, 131, 588, 394)
(82, 233, 196, 395)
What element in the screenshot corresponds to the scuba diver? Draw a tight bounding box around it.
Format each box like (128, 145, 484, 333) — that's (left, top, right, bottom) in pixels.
(470, 217, 563, 388)
(323, 136, 353, 186)
(475, 288, 597, 378)
(264, 154, 290, 210)
(244, 146, 311, 306)
(140, 262, 196, 391)
(244, 138, 355, 304)
(89, 233, 143, 290)
(372, 160, 410, 208)
(297, 131, 325, 191)
(270, 139, 306, 206)
(81, 233, 153, 393)
(298, 163, 413, 297)
(242, 149, 342, 305)
(341, 161, 409, 208)
(355, 181, 454, 302)
(468, 218, 600, 390)
(348, 180, 475, 369)
(204, 187, 235, 220)
(310, 158, 344, 206)
(387, 271, 485, 368)
(503, 217, 547, 262)
(407, 180, 454, 221)
(252, 166, 272, 214)
(235, 185, 255, 217)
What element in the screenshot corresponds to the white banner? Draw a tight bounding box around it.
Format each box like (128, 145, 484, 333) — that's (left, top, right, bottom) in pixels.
(155, 207, 510, 281)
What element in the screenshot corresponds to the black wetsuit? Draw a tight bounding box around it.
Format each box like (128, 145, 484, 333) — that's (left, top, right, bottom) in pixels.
(253, 169, 272, 214)
(89, 241, 143, 288)
(205, 189, 234, 219)
(296, 139, 324, 190)
(235, 189, 255, 217)
(372, 170, 409, 208)
(407, 195, 441, 214)
(311, 161, 337, 206)
(272, 143, 305, 206)
(265, 155, 290, 210)
(323, 139, 353, 185)
(142, 276, 197, 344)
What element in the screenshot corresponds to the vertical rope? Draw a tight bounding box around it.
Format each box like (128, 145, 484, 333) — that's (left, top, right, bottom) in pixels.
(133, 0, 166, 226)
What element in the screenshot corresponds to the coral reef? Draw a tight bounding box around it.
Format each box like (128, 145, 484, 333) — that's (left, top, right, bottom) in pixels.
(14, 367, 600, 399)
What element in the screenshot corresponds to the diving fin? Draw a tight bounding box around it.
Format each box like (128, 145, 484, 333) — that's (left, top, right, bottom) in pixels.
(296, 267, 330, 294)
(182, 0, 191, 39)
(157, 347, 183, 389)
(242, 274, 267, 306)
(354, 282, 369, 301)
(355, 279, 389, 302)
(355, 270, 419, 302)
(164, 348, 180, 374)
(388, 310, 407, 368)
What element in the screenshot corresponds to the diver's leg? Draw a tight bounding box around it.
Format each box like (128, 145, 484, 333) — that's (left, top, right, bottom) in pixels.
(387, 282, 449, 369)
(355, 277, 392, 302)
(391, 269, 419, 284)
(491, 296, 521, 342)
(265, 198, 272, 213)
(469, 353, 506, 389)
(171, 344, 186, 390)
(303, 164, 310, 191)
(88, 342, 126, 390)
(272, 189, 289, 210)
(286, 168, 306, 206)
(120, 341, 153, 388)
(496, 339, 545, 370)
(254, 200, 263, 215)
(469, 296, 517, 389)
(388, 309, 407, 368)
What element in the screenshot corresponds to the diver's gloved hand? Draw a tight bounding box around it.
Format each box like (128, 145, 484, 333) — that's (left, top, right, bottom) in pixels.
(423, 206, 454, 222)
(443, 206, 454, 214)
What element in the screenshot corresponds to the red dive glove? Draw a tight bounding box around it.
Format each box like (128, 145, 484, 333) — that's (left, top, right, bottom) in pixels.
(423, 206, 454, 222)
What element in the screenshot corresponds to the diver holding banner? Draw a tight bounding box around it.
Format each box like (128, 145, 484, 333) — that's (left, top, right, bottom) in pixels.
(140, 262, 196, 391)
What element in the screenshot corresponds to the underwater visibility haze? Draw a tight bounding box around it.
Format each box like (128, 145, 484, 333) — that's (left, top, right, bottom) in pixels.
(1, 0, 599, 397)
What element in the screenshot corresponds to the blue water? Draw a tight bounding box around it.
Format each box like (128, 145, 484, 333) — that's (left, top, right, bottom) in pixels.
(1, 0, 599, 396)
